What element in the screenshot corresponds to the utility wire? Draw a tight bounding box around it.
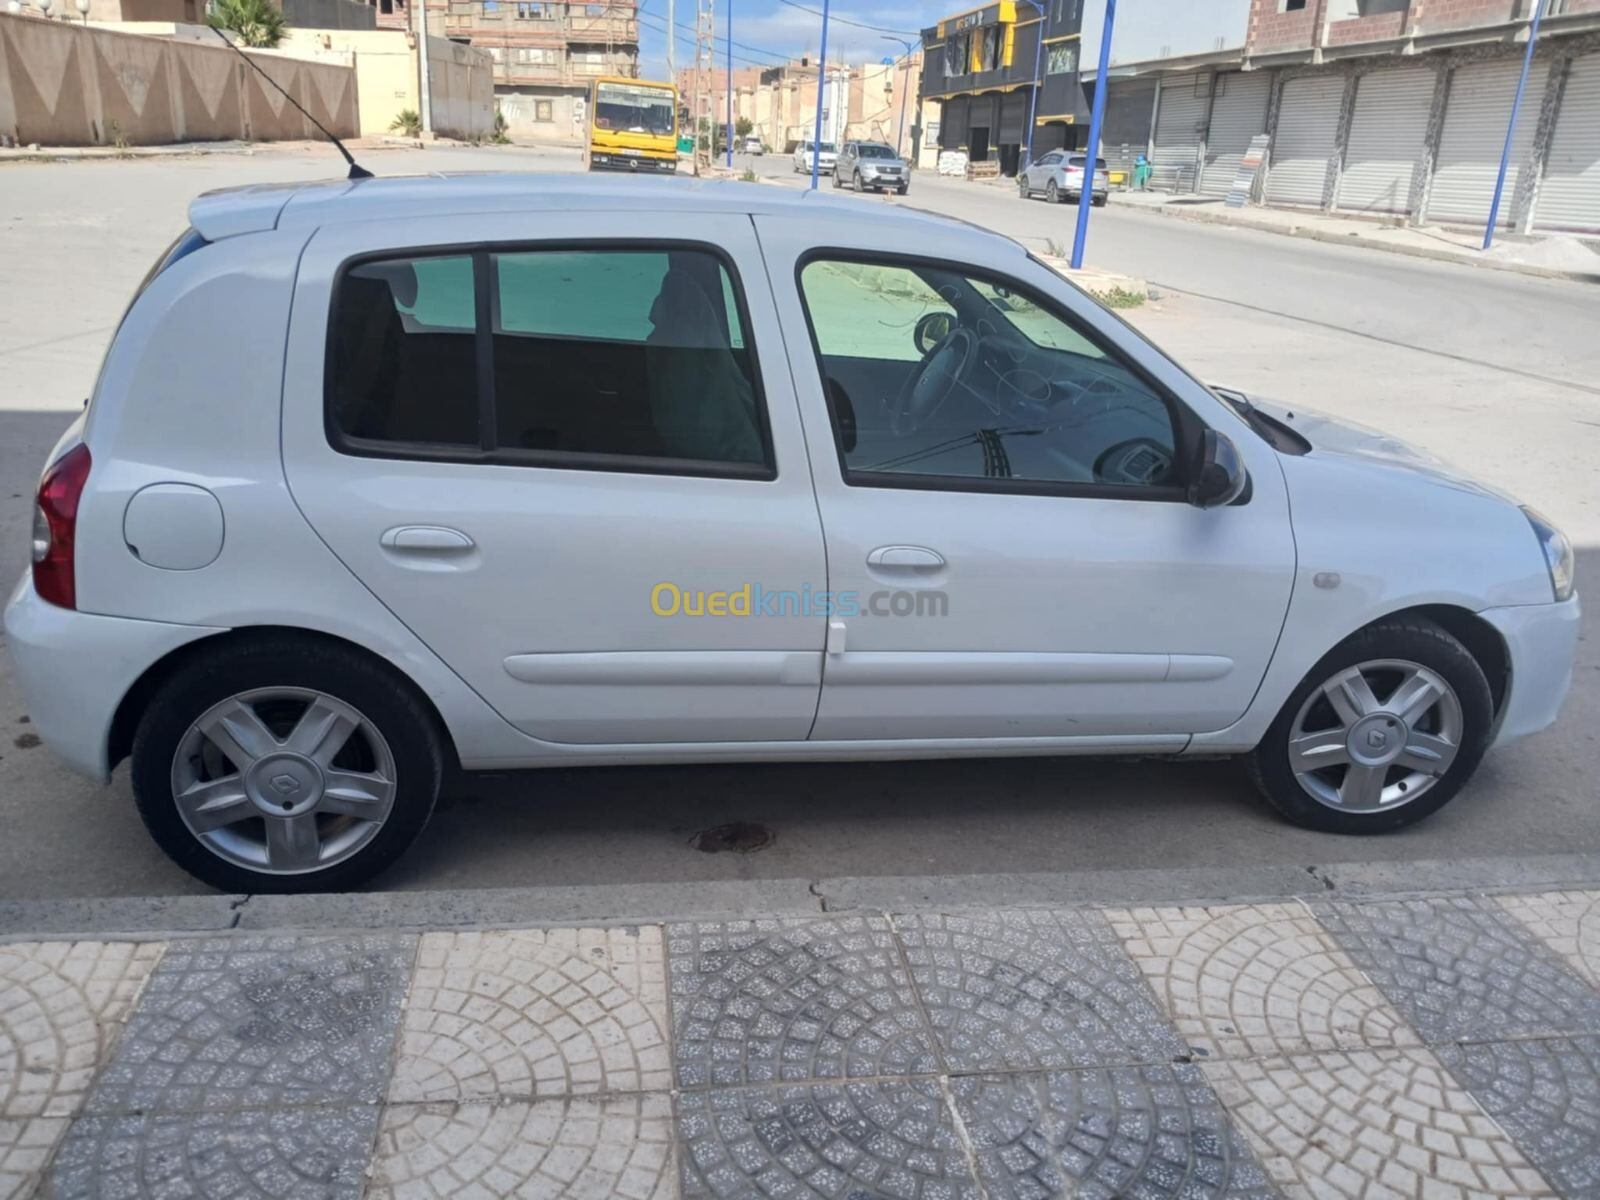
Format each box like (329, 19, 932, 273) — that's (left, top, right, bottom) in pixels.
(636, 11, 783, 65)
(636, 7, 788, 60)
(771, 0, 918, 37)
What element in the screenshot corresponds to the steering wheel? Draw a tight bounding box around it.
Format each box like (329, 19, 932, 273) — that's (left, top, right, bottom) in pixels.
(888, 326, 978, 436)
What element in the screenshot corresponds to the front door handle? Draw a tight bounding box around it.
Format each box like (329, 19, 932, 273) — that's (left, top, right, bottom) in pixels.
(380, 525, 475, 553)
(866, 545, 946, 571)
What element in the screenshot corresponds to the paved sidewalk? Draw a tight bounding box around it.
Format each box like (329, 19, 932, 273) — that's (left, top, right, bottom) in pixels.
(953, 172, 1600, 284)
(1112, 190, 1600, 284)
(8, 888, 1600, 1198)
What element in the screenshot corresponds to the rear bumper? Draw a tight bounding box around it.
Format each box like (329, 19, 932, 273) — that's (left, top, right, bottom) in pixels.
(2, 574, 223, 781)
(1482, 594, 1581, 747)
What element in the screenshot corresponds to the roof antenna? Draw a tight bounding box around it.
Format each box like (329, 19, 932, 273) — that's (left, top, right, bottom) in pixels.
(208, 25, 373, 180)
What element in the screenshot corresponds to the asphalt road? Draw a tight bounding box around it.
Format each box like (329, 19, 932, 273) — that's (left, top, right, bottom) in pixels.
(0, 142, 1594, 900)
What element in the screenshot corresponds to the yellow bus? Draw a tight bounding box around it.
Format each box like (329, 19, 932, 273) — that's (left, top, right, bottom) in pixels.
(586, 77, 678, 174)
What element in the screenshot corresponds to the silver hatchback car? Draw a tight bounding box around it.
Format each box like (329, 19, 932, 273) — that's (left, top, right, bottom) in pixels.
(1019, 150, 1109, 205)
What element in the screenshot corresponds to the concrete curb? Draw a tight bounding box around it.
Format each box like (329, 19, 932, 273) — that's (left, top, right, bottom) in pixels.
(6, 851, 1600, 941)
(0, 143, 256, 163)
(1131, 200, 1600, 286)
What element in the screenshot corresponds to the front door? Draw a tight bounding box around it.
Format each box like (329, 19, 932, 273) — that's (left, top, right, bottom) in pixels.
(282, 212, 827, 745)
(754, 218, 1297, 743)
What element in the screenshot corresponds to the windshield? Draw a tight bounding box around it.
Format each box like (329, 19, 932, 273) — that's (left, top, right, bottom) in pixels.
(594, 83, 674, 135)
(858, 144, 896, 158)
(805, 142, 837, 153)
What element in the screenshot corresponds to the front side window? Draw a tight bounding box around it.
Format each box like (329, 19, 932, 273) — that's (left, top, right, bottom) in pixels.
(329, 246, 770, 474)
(797, 257, 1179, 492)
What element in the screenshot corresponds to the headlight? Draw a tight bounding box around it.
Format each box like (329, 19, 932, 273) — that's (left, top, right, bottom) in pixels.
(1523, 506, 1575, 602)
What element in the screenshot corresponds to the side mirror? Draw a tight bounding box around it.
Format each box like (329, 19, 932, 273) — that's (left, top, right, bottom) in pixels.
(1187, 429, 1248, 508)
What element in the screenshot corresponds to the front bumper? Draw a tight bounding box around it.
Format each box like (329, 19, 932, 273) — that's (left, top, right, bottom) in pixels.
(1481, 594, 1581, 747)
(3, 574, 223, 781)
(590, 153, 677, 173)
(861, 174, 908, 190)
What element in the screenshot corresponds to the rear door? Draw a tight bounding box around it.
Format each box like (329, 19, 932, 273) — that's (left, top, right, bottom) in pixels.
(281, 211, 827, 745)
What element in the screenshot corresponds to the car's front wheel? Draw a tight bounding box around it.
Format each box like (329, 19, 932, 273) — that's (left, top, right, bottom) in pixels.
(131, 635, 443, 892)
(1250, 617, 1493, 834)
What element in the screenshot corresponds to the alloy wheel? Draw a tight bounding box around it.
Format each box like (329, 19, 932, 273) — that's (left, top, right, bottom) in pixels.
(170, 688, 398, 875)
(1287, 658, 1463, 813)
(1046, 181, 1058, 203)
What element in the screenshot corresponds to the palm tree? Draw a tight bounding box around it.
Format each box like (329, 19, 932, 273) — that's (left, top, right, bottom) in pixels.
(207, 0, 288, 49)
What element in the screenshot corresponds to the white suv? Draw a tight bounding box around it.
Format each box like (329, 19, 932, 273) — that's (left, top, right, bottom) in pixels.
(6, 174, 1578, 893)
(792, 139, 837, 174)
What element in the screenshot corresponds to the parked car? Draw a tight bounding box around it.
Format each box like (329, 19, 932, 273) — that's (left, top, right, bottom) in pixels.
(792, 139, 837, 174)
(743, 135, 764, 156)
(1020, 151, 1109, 205)
(6, 174, 1578, 892)
(833, 140, 909, 194)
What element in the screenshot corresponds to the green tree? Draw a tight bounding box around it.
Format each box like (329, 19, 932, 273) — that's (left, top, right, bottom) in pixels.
(735, 116, 753, 140)
(207, 0, 288, 48)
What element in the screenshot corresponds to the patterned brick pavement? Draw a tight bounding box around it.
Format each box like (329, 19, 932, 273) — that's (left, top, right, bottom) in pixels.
(7, 889, 1600, 1198)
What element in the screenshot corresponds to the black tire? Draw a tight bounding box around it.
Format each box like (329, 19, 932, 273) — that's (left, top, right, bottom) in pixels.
(1046, 180, 1059, 204)
(1249, 617, 1493, 834)
(1019, 177, 1030, 199)
(853, 171, 864, 192)
(831, 167, 840, 188)
(1092, 194, 1107, 207)
(897, 184, 909, 195)
(131, 634, 443, 893)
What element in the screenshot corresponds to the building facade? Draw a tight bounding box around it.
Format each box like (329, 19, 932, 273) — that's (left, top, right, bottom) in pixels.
(415, 0, 639, 142)
(681, 58, 921, 157)
(1085, 0, 1600, 232)
(919, 0, 1090, 174)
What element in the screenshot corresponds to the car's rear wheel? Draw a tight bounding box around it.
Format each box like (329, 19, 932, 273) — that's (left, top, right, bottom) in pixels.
(1249, 618, 1493, 834)
(131, 636, 442, 893)
(1046, 180, 1059, 203)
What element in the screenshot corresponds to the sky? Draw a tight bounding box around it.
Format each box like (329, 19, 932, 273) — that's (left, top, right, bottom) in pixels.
(634, 0, 942, 81)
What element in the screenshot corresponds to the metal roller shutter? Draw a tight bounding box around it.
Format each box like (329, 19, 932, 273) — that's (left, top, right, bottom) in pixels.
(1338, 64, 1434, 215)
(944, 95, 970, 148)
(1101, 77, 1158, 159)
(1265, 74, 1344, 207)
(1151, 75, 1209, 191)
(1200, 71, 1272, 196)
(999, 90, 1027, 145)
(1535, 53, 1600, 233)
(1428, 57, 1550, 226)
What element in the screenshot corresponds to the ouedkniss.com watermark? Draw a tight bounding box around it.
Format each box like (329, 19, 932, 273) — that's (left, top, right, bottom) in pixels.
(651, 583, 948, 618)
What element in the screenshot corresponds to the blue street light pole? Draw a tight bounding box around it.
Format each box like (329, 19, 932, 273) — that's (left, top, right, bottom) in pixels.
(882, 35, 916, 159)
(1070, 0, 1115, 269)
(726, 0, 734, 166)
(1017, 0, 1043, 172)
(1483, 0, 1545, 250)
(810, 0, 829, 190)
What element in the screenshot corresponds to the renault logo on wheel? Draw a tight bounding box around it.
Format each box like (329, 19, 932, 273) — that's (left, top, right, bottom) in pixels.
(1366, 729, 1387, 749)
(270, 774, 302, 795)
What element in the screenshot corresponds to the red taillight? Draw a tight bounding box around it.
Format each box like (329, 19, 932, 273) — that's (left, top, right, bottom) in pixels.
(32, 443, 92, 610)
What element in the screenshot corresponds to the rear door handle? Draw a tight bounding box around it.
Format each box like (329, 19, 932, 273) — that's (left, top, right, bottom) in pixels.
(866, 545, 946, 571)
(380, 526, 475, 553)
